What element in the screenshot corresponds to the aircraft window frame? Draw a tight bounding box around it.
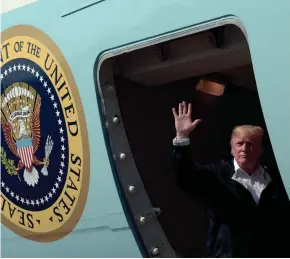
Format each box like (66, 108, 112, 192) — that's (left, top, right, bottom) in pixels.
(94, 15, 247, 258)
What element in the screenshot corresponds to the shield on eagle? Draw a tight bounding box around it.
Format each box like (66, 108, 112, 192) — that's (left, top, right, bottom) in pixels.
(16, 137, 34, 170)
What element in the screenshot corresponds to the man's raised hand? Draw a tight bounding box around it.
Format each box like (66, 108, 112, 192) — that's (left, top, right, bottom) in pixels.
(172, 101, 201, 139)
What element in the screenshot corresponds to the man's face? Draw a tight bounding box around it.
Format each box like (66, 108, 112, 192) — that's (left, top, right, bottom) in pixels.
(231, 132, 263, 171)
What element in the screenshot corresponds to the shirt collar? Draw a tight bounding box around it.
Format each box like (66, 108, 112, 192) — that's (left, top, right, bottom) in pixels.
(232, 158, 271, 182)
(233, 158, 241, 173)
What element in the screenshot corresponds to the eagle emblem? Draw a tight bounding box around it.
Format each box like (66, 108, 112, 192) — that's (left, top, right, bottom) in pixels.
(1, 83, 53, 187)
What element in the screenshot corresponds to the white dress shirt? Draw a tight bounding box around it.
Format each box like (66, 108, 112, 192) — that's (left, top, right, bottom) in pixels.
(232, 159, 271, 204)
(173, 137, 272, 204)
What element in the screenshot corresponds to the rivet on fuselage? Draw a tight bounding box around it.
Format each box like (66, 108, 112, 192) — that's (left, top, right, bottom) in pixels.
(119, 153, 126, 160)
(112, 116, 120, 124)
(128, 185, 135, 193)
(151, 247, 159, 256)
(139, 216, 146, 224)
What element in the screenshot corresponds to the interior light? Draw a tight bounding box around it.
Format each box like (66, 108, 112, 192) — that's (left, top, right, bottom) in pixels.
(196, 78, 225, 96)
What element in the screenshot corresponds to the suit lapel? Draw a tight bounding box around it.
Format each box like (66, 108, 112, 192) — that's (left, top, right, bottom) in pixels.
(223, 160, 257, 206)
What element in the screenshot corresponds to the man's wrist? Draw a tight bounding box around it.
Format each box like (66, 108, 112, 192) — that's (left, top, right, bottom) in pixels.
(176, 134, 189, 140)
(173, 136, 190, 146)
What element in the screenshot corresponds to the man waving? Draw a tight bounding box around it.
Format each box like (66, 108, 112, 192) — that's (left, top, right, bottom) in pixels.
(172, 101, 290, 258)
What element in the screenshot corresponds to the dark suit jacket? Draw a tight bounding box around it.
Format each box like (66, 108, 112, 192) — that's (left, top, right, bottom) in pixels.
(172, 144, 290, 258)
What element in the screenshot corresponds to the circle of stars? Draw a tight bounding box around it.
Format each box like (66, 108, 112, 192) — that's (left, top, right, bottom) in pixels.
(1, 63, 68, 207)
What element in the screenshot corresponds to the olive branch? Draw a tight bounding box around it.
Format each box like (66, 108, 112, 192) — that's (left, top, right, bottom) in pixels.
(1, 147, 21, 181)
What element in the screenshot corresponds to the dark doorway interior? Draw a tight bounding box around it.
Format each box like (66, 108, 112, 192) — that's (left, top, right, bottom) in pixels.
(114, 75, 278, 257)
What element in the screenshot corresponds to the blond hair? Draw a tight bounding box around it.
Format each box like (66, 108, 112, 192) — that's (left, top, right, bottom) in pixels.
(231, 125, 264, 145)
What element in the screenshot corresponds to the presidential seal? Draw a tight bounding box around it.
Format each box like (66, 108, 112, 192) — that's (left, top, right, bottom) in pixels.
(1, 25, 90, 241)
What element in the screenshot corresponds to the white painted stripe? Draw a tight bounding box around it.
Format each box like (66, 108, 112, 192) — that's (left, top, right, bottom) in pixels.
(24, 149, 29, 168)
(1, 0, 39, 14)
(26, 146, 33, 168)
(23, 148, 29, 168)
(21, 148, 28, 168)
(29, 146, 33, 163)
(18, 149, 25, 168)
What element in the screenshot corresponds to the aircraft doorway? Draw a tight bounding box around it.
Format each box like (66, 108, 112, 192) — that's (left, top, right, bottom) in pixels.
(97, 22, 280, 257)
